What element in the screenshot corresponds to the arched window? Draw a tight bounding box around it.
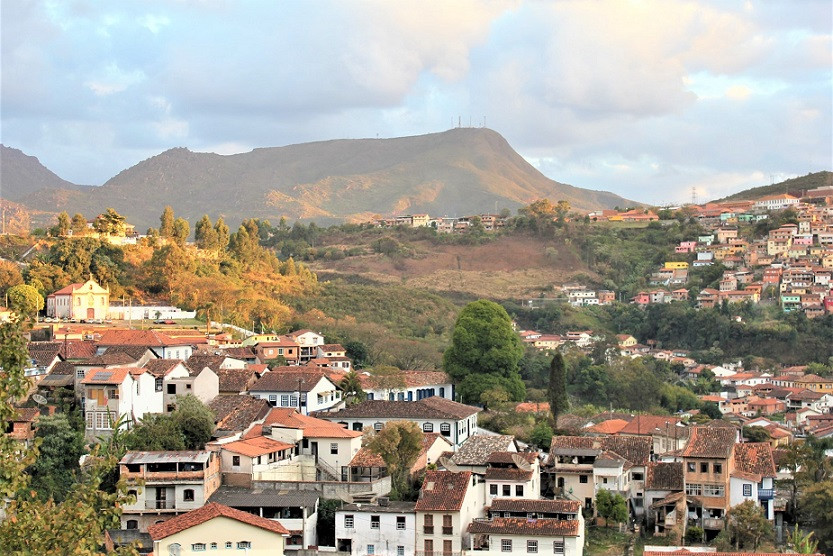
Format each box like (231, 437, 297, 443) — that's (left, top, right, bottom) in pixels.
(423, 423, 434, 433)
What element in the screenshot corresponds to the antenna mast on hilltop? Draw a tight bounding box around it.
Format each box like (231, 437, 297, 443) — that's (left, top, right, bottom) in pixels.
(691, 187, 697, 206)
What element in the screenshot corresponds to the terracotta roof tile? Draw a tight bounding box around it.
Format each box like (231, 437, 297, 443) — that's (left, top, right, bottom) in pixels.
(216, 368, 256, 392)
(147, 502, 288, 540)
(734, 442, 776, 477)
(208, 395, 271, 432)
(102, 345, 154, 360)
(488, 499, 581, 514)
(485, 468, 533, 481)
(682, 427, 737, 458)
(415, 470, 471, 512)
(646, 462, 684, 491)
(451, 435, 517, 466)
(264, 408, 362, 438)
(97, 329, 193, 348)
(548, 436, 651, 467)
(618, 415, 681, 436)
(251, 368, 332, 393)
(80, 367, 132, 385)
(587, 419, 630, 435)
(468, 517, 580, 537)
(27, 342, 63, 367)
(143, 359, 184, 377)
(221, 436, 294, 458)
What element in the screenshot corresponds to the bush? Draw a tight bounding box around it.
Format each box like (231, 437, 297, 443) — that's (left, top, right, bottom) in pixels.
(685, 526, 704, 544)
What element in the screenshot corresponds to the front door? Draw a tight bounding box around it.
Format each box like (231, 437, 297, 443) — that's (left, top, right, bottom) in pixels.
(87, 307, 95, 319)
(311, 441, 318, 462)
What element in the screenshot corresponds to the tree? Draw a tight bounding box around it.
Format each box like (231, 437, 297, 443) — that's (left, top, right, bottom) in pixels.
(701, 402, 723, 420)
(71, 213, 88, 236)
(548, 352, 569, 427)
(55, 211, 71, 236)
(27, 413, 85, 502)
(339, 370, 366, 405)
(799, 481, 833, 553)
(93, 208, 126, 236)
(727, 499, 773, 550)
(367, 365, 406, 400)
(170, 395, 215, 449)
(160, 206, 175, 238)
(742, 426, 771, 443)
(479, 386, 510, 411)
(595, 489, 628, 527)
(443, 300, 525, 403)
(367, 421, 423, 500)
(214, 217, 230, 250)
(787, 524, 819, 554)
(0, 260, 24, 296)
(7, 283, 44, 319)
(529, 421, 554, 451)
(172, 217, 190, 246)
(195, 214, 219, 250)
(124, 414, 186, 451)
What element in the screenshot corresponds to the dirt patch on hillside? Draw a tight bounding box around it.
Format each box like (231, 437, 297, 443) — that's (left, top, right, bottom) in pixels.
(311, 236, 598, 299)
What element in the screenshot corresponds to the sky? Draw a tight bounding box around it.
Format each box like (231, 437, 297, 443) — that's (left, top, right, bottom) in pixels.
(1, 0, 831, 205)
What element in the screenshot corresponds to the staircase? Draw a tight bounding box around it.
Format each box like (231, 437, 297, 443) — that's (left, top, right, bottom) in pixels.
(315, 458, 342, 482)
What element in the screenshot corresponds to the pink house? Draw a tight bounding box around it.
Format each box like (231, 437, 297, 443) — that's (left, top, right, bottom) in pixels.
(675, 241, 697, 253)
(632, 292, 650, 306)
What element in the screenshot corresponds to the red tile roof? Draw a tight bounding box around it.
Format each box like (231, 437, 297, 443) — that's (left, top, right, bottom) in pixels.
(80, 367, 132, 385)
(221, 436, 295, 458)
(48, 283, 86, 296)
(97, 329, 194, 347)
(147, 502, 288, 540)
(468, 517, 580, 536)
(587, 419, 629, 435)
(415, 470, 472, 511)
(682, 427, 736, 458)
(618, 415, 681, 436)
(488, 499, 581, 514)
(251, 369, 333, 393)
(265, 408, 362, 438)
(734, 442, 776, 478)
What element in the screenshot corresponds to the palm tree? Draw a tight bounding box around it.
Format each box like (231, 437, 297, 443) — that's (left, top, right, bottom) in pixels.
(339, 370, 366, 405)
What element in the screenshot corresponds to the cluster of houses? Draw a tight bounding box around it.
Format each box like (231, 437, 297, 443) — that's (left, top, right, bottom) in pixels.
(373, 213, 508, 233)
(518, 329, 596, 352)
(627, 192, 833, 315)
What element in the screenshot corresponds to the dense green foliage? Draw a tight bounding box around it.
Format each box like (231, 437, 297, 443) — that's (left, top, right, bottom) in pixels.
(124, 395, 215, 451)
(444, 300, 525, 403)
(27, 413, 85, 502)
(367, 421, 424, 501)
(548, 352, 569, 426)
(596, 489, 628, 526)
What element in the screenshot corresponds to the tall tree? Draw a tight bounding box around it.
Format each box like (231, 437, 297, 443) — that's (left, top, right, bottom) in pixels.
(160, 206, 175, 238)
(339, 370, 366, 405)
(548, 352, 569, 427)
(170, 395, 215, 450)
(367, 421, 423, 500)
(0, 260, 24, 296)
(799, 481, 833, 553)
(214, 217, 230, 250)
(70, 213, 88, 236)
(27, 413, 84, 502)
(595, 489, 628, 527)
(7, 283, 44, 319)
(728, 500, 773, 550)
(194, 214, 219, 250)
(172, 217, 190, 246)
(55, 211, 71, 236)
(443, 299, 525, 403)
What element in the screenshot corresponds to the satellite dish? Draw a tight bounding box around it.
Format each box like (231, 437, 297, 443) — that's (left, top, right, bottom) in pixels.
(438, 456, 462, 473)
(512, 453, 533, 472)
(32, 394, 48, 405)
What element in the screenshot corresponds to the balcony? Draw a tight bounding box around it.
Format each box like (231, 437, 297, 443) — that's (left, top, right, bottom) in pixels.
(442, 526, 454, 535)
(424, 526, 434, 534)
(146, 500, 176, 510)
(758, 489, 774, 500)
(703, 518, 724, 530)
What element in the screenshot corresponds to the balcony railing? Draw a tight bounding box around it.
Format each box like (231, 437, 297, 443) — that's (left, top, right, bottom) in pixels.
(758, 489, 774, 500)
(424, 526, 434, 534)
(702, 518, 724, 530)
(146, 500, 176, 510)
(442, 526, 454, 535)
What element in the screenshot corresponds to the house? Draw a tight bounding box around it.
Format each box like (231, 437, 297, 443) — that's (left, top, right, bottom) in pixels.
(46, 278, 110, 320)
(9, 407, 40, 445)
(147, 502, 288, 556)
(415, 470, 486, 556)
(286, 330, 325, 363)
(336, 500, 416, 556)
(320, 397, 481, 449)
(145, 359, 219, 409)
(755, 194, 800, 211)
(216, 366, 261, 395)
(645, 462, 685, 536)
(681, 427, 738, 536)
(253, 338, 300, 365)
(217, 435, 296, 486)
(209, 395, 272, 436)
(448, 434, 519, 475)
(729, 443, 777, 520)
(362, 370, 454, 402)
(468, 499, 585, 556)
(81, 367, 163, 438)
(96, 329, 195, 360)
(250, 369, 342, 415)
(485, 451, 540, 501)
(346, 432, 452, 483)
(120, 450, 222, 531)
(209, 487, 319, 551)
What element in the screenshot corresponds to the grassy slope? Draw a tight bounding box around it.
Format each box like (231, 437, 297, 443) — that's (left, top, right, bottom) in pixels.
(717, 171, 832, 202)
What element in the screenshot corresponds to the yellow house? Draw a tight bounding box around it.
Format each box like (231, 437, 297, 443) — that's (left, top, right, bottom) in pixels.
(663, 261, 689, 270)
(148, 502, 288, 555)
(794, 374, 833, 394)
(45, 278, 109, 320)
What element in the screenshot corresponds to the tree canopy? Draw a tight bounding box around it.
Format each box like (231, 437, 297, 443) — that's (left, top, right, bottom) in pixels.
(366, 421, 423, 500)
(443, 299, 525, 403)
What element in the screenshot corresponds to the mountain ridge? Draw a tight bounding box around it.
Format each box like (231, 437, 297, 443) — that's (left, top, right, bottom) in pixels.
(3, 129, 636, 230)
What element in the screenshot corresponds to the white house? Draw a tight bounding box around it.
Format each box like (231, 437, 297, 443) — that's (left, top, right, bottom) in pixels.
(320, 397, 480, 449)
(46, 278, 110, 320)
(362, 370, 454, 402)
(249, 369, 342, 415)
(336, 500, 416, 556)
(415, 470, 486, 556)
(96, 329, 195, 360)
(485, 451, 540, 501)
(729, 442, 777, 520)
(81, 367, 163, 438)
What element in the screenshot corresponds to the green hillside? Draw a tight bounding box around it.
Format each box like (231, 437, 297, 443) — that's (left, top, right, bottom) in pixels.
(717, 171, 832, 202)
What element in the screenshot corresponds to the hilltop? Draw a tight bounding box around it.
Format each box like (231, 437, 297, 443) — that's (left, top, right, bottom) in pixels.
(0, 145, 88, 201)
(716, 171, 832, 202)
(2, 129, 634, 230)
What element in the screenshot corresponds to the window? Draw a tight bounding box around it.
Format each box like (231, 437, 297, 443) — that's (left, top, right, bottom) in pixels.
(632, 472, 643, 481)
(579, 475, 588, 484)
(225, 542, 232, 549)
(527, 540, 538, 553)
(331, 443, 338, 455)
(344, 515, 354, 528)
(687, 462, 695, 472)
(703, 484, 724, 497)
(423, 423, 434, 433)
(183, 489, 194, 502)
(396, 516, 406, 530)
(603, 478, 608, 484)
(77, 368, 86, 378)
(290, 395, 298, 407)
(126, 520, 138, 529)
(515, 485, 524, 496)
(371, 515, 380, 529)
(397, 547, 405, 556)
(501, 539, 513, 552)
(442, 514, 453, 535)
(440, 423, 451, 437)
(280, 395, 289, 406)
(424, 540, 434, 556)
(443, 540, 452, 555)
(713, 463, 722, 474)
(192, 544, 206, 552)
(554, 540, 565, 554)
(743, 484, 752, 497)
(490, 484, 498, 495)
(268, 394, 277, 406)
(210, 543, 217, 550)
(167, 384, 176, 395)
(700, 462, 708, 473)
(236, 542, 251, 550)
(232, 455, 240, 467)
(685, 483, 702, 496)
(366, 545, 375, 555)
(155, 378, 163, 392)
(374, 422, 383, 431)
(503, 485, 511, 496)
(424, 514, 434, 534)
